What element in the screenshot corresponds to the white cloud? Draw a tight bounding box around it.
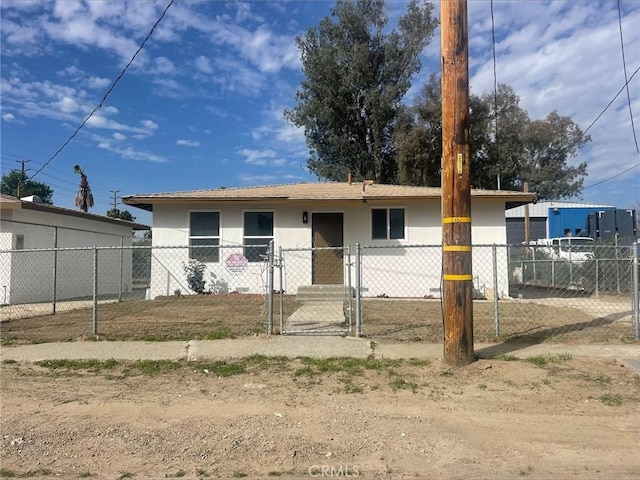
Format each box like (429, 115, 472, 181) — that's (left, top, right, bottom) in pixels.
(154, 56, 175, 74)
(141, 119, 158, 130)
(2, 112, 16, 122)
(97, 142, 167, 163)
(195, 55, 213, 74)
(86, 76, 111, 89)
(56, 96, 79, 113)
(238, 148, 277, 165)
(112, 132, 126, 141)
(177, 139, 200, 147)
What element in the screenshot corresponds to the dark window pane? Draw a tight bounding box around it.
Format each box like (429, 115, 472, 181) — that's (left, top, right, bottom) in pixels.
(389, 208, 405, 239)
(190, 212, 219, 237)
(243, 238, 270, 263)
(244, 212, 273, 237)
(189, 238, 220, 263)
(371, 209, 387, 239)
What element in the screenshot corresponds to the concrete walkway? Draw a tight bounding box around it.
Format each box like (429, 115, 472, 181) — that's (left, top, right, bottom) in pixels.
(1, 337, 639, 366)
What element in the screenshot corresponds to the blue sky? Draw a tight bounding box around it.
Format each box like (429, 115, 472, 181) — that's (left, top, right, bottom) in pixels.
(1, 0, 639, 227)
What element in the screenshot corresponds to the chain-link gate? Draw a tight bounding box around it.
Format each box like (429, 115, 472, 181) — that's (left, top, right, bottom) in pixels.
(277, 246, 354, 335)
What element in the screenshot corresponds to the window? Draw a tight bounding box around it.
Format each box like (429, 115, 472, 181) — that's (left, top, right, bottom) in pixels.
(243, 212, 273, 262)
(371, 208, 405, 240)
(189, 212, 219, 262)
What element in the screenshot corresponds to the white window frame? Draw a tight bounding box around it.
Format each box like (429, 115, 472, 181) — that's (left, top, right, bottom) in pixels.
(243, 210, 274, 263)
(188, 210, 221, 263)
(371, 207, 406, 241)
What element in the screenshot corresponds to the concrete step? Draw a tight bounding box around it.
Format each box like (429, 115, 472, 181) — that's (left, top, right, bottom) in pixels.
(296, 285, 355, 302)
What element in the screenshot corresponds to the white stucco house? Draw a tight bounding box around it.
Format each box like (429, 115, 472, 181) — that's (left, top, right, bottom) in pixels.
(0, 194, 149, 305)
(123, 182, 534, 300)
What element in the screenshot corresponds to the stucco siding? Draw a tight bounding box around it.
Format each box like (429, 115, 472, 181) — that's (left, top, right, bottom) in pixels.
(1, 210, 135, 305)
(149, 199, 512, 299)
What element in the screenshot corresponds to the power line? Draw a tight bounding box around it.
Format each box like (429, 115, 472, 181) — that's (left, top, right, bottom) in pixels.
(616, 0, 639, 153)
(28, 0, 175, 182)
(490, 0, 500, 189)
(583, 162, 640, 190)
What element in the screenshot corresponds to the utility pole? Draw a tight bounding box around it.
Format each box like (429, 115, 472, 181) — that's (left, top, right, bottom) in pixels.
(15, 159, 31, 198)
(110, 190, 121, 211)
(441, 0, 474, 366)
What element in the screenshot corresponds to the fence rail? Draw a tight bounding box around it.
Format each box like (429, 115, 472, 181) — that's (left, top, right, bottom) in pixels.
(1, 242, 638, 343)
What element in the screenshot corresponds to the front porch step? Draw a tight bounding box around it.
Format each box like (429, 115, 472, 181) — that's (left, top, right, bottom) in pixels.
(296, 285, 355, 302)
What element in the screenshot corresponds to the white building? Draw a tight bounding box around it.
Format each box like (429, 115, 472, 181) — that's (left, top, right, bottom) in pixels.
(123, 182, 534, 300)
(0, 194, 148, 305)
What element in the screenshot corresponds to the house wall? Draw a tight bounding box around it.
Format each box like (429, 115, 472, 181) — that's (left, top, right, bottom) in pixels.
(149, 199, 511, 299)
(0, 209, 134, 304)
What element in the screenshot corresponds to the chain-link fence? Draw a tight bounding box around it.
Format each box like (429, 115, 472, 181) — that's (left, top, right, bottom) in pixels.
(1, 241, 638, 344)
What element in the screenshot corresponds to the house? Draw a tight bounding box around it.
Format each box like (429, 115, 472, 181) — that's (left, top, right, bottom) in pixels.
(504, 201, 627, 244)
(0, 194, 149, 305)
(123, 182, 534, 300)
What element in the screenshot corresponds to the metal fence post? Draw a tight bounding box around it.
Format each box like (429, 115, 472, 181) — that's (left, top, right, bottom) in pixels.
(346, 245, 353, 331)
(595, 258, 599, 297)
(52, 227, 58, 315)
(278, 246, 284, 334)
(267, 240, 274, 335)
(355, 243, 362, 337)
(633, 241, 639, 340)
(118, 236, 124, 302)
(92, 246, 98, 336)
(492, 244, 500, 337)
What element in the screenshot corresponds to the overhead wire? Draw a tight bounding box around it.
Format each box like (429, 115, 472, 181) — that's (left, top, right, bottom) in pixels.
(490, 0, 500, 188)
(583, 162, 640, 191)
(616, 0, 639, 153)
(28, 0, 175, 182)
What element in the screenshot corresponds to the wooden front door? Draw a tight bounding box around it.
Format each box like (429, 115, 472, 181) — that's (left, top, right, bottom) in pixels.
(312, 213, 344, 284)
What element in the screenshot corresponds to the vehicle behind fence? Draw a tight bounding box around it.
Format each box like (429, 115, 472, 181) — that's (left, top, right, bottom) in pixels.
(1, 242, 638, 344)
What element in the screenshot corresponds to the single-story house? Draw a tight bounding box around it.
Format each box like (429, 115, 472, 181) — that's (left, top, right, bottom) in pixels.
(123, 182, 534, 299)
(0, 194, 149, 305)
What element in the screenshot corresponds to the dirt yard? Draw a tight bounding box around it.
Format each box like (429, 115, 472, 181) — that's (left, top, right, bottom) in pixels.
(1, 294, 635, 345)
(2, 355, 639, 479)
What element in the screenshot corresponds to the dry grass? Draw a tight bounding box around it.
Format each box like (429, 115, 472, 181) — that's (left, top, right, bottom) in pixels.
(1, 294, 635, 345)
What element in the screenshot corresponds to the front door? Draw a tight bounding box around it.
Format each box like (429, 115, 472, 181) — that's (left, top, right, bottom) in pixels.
(312, 213, 344, 284)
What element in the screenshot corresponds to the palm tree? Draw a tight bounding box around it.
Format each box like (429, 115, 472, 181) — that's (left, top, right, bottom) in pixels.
(73, 165, 94, 212)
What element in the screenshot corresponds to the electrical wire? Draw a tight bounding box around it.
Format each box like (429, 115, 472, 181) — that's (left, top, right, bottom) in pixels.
(582, 162, 640, 190)
(28, 0, 175, 182)
(617, 0, 639, 153)
(490, 0, 500, 188)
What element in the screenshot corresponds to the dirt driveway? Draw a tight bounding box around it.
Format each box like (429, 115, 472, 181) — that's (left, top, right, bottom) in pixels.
(2, 355, 639, 479)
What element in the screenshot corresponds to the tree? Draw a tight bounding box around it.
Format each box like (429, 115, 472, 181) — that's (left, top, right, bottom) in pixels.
(394, 78, 590, 200)
(106, 208, 136, 222)
(73, 165, 94, 212)
(285, 0, 438, 183)
(0, 169, 53, 203)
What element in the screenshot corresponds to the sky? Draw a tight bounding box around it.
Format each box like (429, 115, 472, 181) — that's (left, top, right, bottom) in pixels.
(1, 0, 639, 227)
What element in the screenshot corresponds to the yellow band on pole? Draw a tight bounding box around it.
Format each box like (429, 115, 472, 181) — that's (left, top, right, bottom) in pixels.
(443, 274, 473, 281)
(443, 245, 472, 252)
(442, 216, 472, 224)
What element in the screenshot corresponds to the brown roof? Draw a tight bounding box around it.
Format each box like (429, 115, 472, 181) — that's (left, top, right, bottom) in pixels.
(1, 193, 149, 230)
(123, 182, 536, 211)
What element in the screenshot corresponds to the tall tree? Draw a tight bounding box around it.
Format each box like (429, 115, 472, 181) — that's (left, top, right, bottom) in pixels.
(0, 169, 53, 203)
(73, 165, 94, 212)
(106, 208, 136, 222)
(285, 0, 438, 183)
(394, 78, 590, 200)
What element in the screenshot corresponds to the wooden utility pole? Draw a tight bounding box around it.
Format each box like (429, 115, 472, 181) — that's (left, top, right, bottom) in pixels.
(441, 0, 474, 366)
(110, 190, 121, 210)
(16, 159, 30, 198)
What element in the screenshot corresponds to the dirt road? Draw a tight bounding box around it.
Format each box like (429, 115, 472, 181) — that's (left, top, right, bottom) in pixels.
(1, 355, 639, 479)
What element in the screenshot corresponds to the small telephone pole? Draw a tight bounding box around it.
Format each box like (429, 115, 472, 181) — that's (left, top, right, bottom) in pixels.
(110, 190, 121, 211)
(16, 159, 31, 198)
(441, 0, 474, 366)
